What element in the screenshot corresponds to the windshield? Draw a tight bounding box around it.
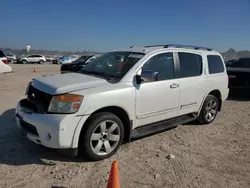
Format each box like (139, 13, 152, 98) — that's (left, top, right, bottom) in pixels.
(230, 58, 250, 68)
(79, 51, 144, 79)
(74, 56, 93, 64)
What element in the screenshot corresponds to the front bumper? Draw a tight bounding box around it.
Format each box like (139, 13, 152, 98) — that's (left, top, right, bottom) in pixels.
(15, 101, 86, 152)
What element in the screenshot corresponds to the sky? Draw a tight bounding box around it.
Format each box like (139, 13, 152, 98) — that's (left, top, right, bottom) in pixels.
(1, 0, 250, 52)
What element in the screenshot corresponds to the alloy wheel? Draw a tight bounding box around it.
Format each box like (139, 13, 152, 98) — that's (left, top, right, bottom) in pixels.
(90, 120, 121, 156)
(205, 99, 217, 122)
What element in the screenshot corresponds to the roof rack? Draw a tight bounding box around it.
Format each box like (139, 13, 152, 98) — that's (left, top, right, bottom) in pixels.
(133, 44, 213, 51)
(130, 44, 213, 51)
(164, 44, 213, 51)
(143, 45, 165, 48)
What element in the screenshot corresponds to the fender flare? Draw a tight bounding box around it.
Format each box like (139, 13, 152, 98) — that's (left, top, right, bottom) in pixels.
(71, 105, 133, 148)
(197, 89, 222, 115)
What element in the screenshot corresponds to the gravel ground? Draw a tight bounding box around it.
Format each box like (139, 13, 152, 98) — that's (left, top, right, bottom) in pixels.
(0, 64, 249, 188)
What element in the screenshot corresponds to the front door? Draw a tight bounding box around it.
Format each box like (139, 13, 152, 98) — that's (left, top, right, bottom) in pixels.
(135, 52, 180, 127)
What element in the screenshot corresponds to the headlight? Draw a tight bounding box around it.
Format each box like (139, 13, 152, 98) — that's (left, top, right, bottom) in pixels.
(48, 94, 83, 113)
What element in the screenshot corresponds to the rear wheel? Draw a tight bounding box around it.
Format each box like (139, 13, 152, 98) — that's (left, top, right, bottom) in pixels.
(80, 112, 124, 161)
(197, 94, 219, 124)
(38, 60, 45, 64)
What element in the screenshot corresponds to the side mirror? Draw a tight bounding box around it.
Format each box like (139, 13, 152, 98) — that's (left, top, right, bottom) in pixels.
(136, 70, 158, 84)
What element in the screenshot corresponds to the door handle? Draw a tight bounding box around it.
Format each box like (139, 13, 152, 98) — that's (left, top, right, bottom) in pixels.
(170, 83, 179, 89)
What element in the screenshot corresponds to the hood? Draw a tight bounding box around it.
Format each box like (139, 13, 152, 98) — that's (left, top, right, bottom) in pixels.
(32, 73, 107, 95)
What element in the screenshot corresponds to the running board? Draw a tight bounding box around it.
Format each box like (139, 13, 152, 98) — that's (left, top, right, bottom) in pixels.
(130, 115, 197, 140)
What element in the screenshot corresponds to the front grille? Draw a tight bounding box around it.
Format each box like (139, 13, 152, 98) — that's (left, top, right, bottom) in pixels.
(27, 85, 52, 113)
(18, 116, 39, 136)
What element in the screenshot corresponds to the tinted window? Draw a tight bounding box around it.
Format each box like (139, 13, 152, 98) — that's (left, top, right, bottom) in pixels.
(230, 58, 250, 68)
(178, 52, 202, 78)
(207, 55, 225, 74)
(0, 50, 5, 57)
(28, 55, 35, 58)
(142, 53, 175, 81)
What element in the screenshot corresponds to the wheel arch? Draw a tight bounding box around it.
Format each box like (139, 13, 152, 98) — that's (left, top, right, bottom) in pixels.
(198, 89, 222, 115)
(74, 106, 132, 149)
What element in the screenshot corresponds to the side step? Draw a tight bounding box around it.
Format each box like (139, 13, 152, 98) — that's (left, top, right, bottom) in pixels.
(130, 115, 197, 140)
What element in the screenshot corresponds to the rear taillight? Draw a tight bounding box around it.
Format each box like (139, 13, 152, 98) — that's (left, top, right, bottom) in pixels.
(2, 59, 9, 64)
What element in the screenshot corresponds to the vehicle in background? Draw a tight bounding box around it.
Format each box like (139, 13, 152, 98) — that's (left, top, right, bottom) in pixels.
(56, 56, 72, 64)
(16, 44, 229, 161)
(225, 59, 237, 67)
(69, 55, 79, 62)
(0, 50, 12, 73)
(52, 56, 62, 64)
(17, 54, 46, 64)
(6, 54, 16, 63)
(61, 54, 102, 73)
(45, 56, 54, 62)
(227, 58, 250, 91)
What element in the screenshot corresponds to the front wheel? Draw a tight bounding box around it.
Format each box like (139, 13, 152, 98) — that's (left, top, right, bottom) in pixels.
(197, 94, 219, 124)
(21, 60, 28, 64)
(81, 112, 124, 161)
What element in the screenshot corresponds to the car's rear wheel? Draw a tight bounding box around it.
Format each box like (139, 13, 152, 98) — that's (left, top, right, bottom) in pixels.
(21, 60, 27, 64)
(38, 60, 45, 64)
(197, 94, 219, 124)
(81, 112, 124, 161)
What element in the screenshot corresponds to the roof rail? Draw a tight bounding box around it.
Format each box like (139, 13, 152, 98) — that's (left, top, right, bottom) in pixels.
(131, 44, 213, 51)
(164, 44, 213, 51)
(144, 45, 165, 48)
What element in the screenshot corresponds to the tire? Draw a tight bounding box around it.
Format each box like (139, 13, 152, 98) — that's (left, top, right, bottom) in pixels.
(38, 60, 45, 64)
(197, 94, 219, 125)
(21, 60, 28, 64)
(81, 112, 124, 161)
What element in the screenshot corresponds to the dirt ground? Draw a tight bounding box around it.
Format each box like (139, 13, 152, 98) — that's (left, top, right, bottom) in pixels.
(0, 64, 249, 188)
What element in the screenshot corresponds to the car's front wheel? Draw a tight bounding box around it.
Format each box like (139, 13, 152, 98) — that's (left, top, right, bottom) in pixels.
(197, 94, 219, 124)
(21, 60, 28, 64)
(81, 112, 124, 161)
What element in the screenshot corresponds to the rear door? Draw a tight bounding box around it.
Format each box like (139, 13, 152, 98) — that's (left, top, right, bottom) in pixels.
(33, 55, 41, 62)
(26, 55, 34, 63)
(177, 52, 206, 115)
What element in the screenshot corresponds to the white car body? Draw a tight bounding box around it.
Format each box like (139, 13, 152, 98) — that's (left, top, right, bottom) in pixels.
(19, 54, 46, 64)
(15, 44, 229, 159)
(6, 54, 16, 62)
(0, 50, 12, 73)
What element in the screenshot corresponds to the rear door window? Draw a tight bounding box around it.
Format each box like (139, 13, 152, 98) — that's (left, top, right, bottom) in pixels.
(178, 52, 203, 78)
(207, 55, 225, 74)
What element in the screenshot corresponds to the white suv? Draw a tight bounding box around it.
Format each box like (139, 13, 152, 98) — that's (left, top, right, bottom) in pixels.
(19, 54, 46, 64)
(15, 44, 229, 160)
